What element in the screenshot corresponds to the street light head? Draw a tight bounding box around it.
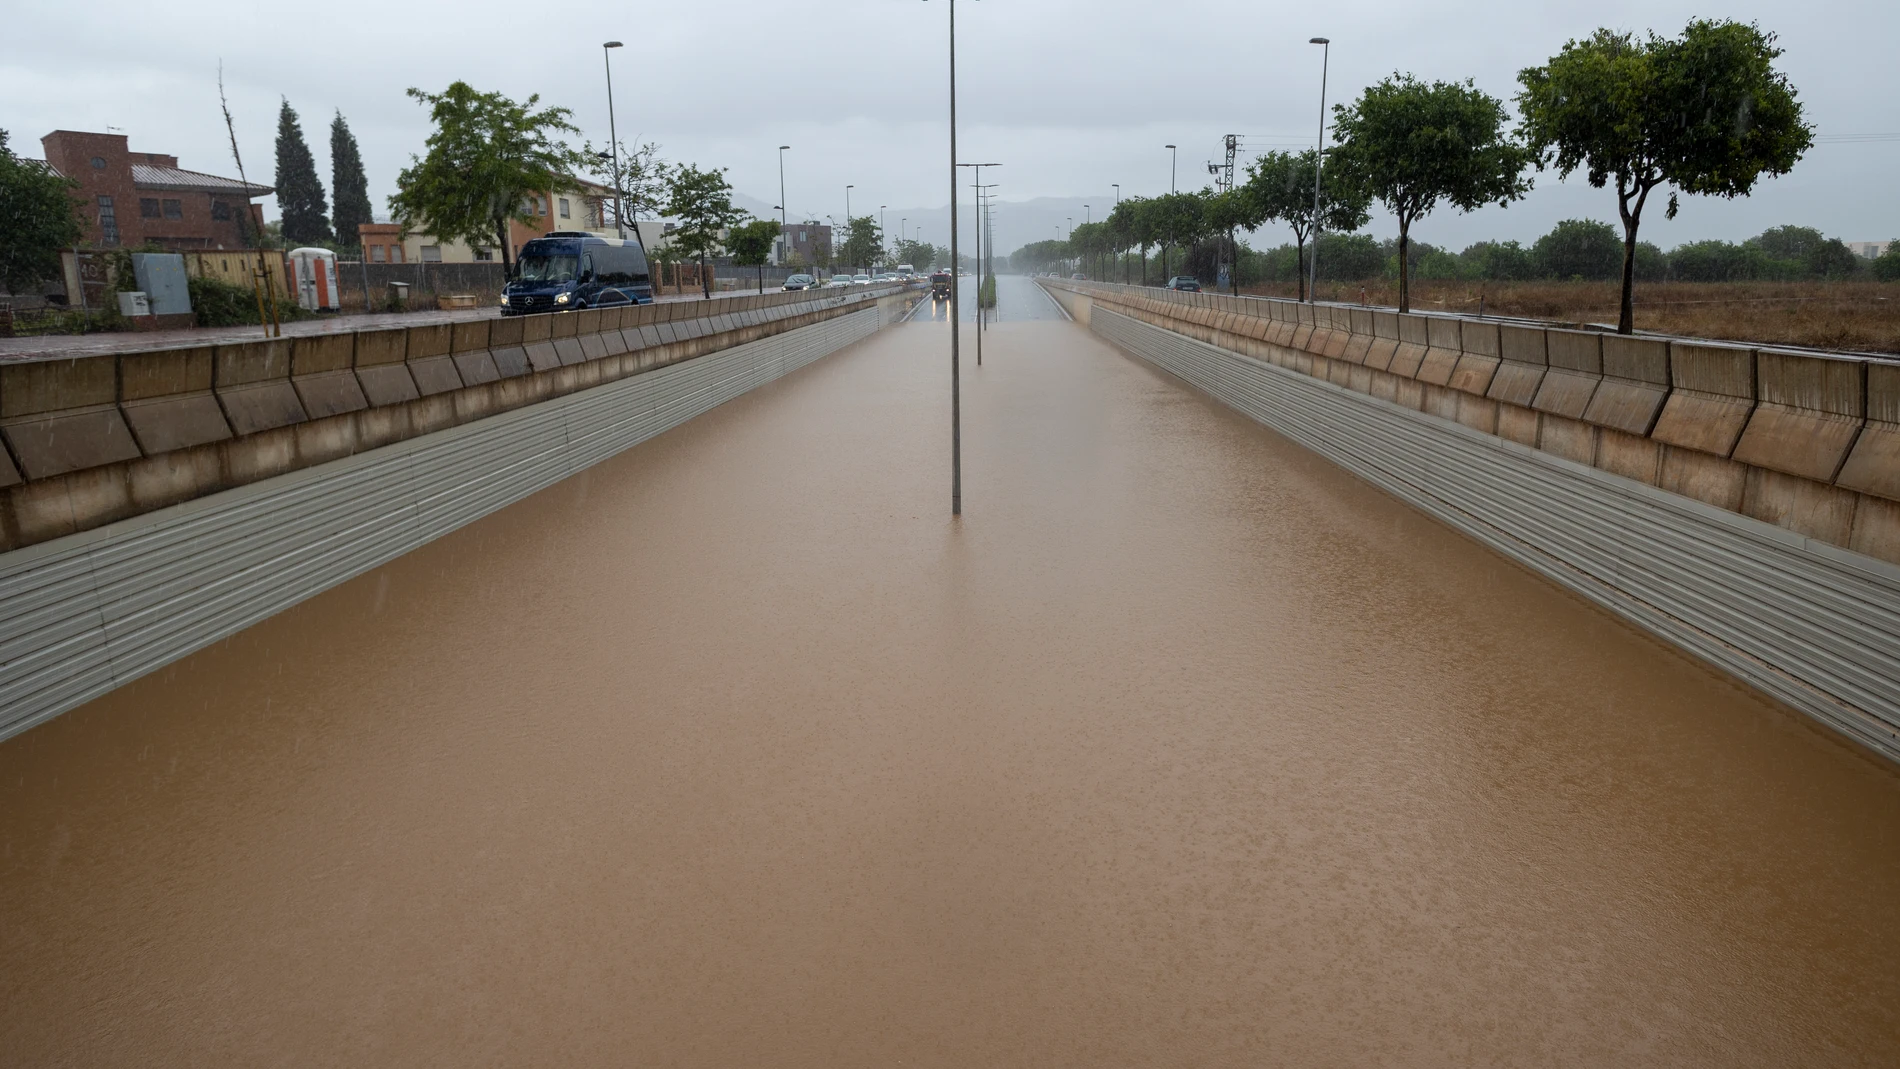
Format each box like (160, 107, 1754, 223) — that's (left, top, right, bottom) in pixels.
(604, 40, 623, 48)
(1310, 37, 1329, 44)
(779, 145, 791, 150)
(1165, 144, 1176, 149)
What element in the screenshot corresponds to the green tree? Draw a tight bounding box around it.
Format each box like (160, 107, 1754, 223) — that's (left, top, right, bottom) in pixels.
(582, 139, 672, 229)
(1330, 74, 1533, 312)
(836, 214, 883, 273)
(725, 216, 780, 293)
(329, 111, 373, 253)
(1460, 240, 1536, 281)
(1105, 198, 1147, 284)
(1146, 191, 1209, 281)
(388, 81, 586, 272)
(893, 238, 935, 270)
(1236, 149, 1372, 300)
(274, 99, 332, 246)
(1517, 21, 1812, 332)
(0, 129, 86, 294)
(1874, 242, 1900, 283)
(663, 163, 744, 299)
(1533, 219, 1624, 279)
(1749, 225, 1860, 278)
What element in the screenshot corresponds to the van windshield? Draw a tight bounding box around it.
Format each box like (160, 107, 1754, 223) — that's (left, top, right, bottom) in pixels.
(516, 254, 578, 283)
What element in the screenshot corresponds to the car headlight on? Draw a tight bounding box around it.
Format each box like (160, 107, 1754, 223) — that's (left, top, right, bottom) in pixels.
(498, 294, 509, 306)
(555, 292, 571, 305)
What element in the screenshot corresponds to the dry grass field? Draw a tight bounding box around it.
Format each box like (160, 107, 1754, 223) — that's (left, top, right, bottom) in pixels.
(1236, 279, 1900, 355)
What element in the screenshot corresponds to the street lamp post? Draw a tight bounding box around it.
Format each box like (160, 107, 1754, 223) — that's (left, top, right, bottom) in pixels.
(880, 205, 887, 265)
(602, 41, 625, 239)
(929, 0, 979, 516)
(1163, 144, 1178, 279)
(1113, 183, 1124, 283)
(1309, 37, 1331, 304)
(957, 161, 999, 362)
(777, 145, 790, 263)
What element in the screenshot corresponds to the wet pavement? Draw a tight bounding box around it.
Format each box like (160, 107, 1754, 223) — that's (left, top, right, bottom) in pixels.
(2, 312, 1897, 1066)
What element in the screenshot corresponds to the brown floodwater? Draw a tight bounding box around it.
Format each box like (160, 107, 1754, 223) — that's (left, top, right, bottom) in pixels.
(3, 298, 1898, 1066)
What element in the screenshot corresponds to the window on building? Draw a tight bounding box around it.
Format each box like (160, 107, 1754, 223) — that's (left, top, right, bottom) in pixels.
(536, 196, 547, 216)
(558, 197, 571, 219)
(140, 198, 161, 219)
(211, 200, 232, 221)
(421, 245, 443, 263)
(798, 230, 807, 242)
(473, 248, 493, 262)
(98, 196, 119, 246)
(90, 156, 106, 170)
(391, 246, 404, 264)
(162, 199, 182, 220)
(371, 245, 386, 263)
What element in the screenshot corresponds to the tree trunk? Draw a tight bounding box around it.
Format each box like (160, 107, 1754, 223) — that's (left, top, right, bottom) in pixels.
(1616, 179, 1650, 336)
(758, 264, 764, 294)
(496, 218, 513, 274)
(700, 251, 710, 299)
(1618, 223, 1639, 335)
(1140, 246, 1147, 287)
(1295, 238, 1307, 302)
(1396, 222, 1411, 314)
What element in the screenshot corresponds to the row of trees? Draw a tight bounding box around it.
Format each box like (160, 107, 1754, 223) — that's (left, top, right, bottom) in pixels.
(1017, 19, 1815, 334)
(1024, 220, 1888, 289)
(272, 100, 373, 251)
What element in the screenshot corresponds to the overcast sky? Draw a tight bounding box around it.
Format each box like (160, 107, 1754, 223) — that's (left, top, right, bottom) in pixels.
(5, 0, 1895, 256)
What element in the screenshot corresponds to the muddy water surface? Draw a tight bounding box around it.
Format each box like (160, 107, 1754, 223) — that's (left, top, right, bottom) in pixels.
(3, 303, 1898, 1066)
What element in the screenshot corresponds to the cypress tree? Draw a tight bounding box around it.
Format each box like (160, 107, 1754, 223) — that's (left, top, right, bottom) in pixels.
(274, 99, 332, 246)
(329, 111, 373, 252)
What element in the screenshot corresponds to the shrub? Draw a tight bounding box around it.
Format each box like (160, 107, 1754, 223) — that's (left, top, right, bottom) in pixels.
(1875, 242, 1900, 282)
(188, 274, 306, 327)
(1460, 240, 1536, 281)
(1532, 219, 1623, 280)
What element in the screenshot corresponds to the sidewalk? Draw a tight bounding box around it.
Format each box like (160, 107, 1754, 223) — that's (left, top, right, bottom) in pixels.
(0, 287, 774, 362)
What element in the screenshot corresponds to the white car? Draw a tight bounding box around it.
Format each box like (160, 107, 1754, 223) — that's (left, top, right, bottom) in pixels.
(852, 273, 873, 285)
(823, 275, 854, 289)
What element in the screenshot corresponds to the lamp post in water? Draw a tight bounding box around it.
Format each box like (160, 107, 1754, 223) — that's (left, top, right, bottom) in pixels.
(927, 0, 979, 516)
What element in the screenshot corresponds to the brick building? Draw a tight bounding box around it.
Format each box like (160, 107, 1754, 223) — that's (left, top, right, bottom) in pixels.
(38, 130, 271, 250)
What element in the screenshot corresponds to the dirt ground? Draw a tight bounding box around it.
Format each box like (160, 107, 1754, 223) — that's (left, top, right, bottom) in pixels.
(1238, 279, 1900, 355)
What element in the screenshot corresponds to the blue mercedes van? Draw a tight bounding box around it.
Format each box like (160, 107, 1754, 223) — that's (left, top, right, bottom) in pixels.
(501, 232, 654, 315)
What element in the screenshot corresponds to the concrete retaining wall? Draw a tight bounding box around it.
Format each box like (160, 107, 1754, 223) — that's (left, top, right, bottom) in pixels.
(0, 297, 911, 742)
(0, 284, 909, 553)
(1047, 281, 1900, 761)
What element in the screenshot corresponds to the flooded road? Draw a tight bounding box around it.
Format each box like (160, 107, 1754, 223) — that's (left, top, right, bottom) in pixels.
(3, 308, 1898, 1066)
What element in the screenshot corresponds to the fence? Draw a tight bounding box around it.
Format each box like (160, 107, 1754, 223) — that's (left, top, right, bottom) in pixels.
(336, 261, 509, 311)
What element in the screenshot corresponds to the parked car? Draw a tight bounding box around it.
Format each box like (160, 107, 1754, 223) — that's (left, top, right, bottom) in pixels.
(1071, 273, 1088, 280)
(852, 273, 873, 285)
(783, 273, 816, 291)
(500, 232, 653, 315)
(1166, 276, 1201, 292)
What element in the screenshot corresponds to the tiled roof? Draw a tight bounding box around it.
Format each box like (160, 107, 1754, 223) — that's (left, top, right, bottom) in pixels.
(131, 163, 272, 196)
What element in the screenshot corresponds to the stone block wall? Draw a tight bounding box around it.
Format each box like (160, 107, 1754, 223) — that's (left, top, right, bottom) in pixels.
(0, 285, 911, 553)
(1043, 280, 1900, 567)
